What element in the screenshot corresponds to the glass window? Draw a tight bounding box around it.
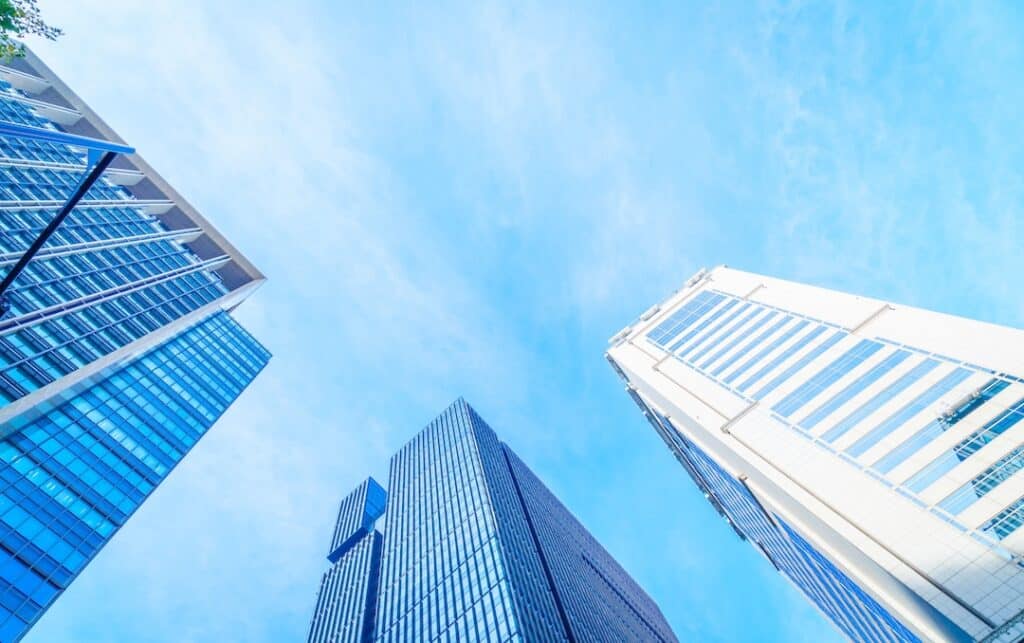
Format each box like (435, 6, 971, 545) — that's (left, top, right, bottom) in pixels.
(647, 291, 724, 347)
(739, 325, 829, 393)
(800, 350, 911, 431)
(939, 443, 1024, 515)
(822, 359, 940, 444)
(773, 339, 884, 418)
(666, 298, 739, 354)
(718, 315, 793, 382)
(906, 393, 1024, 493)
(847, 368, 972, 457)
(980, 496, 1024, 540)
(679, 301, 752, 362)
(724, 320, 809, 386)
(702, 310, 778, 373)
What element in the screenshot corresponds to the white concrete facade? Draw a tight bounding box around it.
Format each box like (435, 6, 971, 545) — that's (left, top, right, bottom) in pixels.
(608, 266, 1024, 642)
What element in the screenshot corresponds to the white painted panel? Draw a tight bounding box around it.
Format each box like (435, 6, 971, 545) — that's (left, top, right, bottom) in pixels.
(657, 356, 749, 421)
(868, 305, 1024, 380)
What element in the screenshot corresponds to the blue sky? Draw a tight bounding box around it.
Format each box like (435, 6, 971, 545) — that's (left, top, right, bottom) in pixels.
(18, 1, 1024, 641)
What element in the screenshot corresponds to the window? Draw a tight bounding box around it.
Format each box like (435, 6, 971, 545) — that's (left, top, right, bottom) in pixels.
(822, 359, 940, 444)
(800, 350, 911, 431)
(879, 379, 1011, 480)
(646, 291, 724, 347)
(847, 368, 972, 457)
(773, 339, 884, 418)
(725, 320, 809, 387)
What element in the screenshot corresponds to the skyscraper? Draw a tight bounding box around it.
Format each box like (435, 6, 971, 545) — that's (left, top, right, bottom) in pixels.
(0, 51, 268, 640)
(307, 398, 677, 643)
(607, 265, 1024, 643)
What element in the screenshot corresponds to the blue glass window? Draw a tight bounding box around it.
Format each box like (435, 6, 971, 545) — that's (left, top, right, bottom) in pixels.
(667, 298, 739, 353)
(822, 359, 940, 444)
(739, 326, 828, 393)
(639, 404, 921, 642)
(0, 313, 268, 640)
(679, 302, 752, 362)
(689, 304, 762, 366)
(702, 310, 777, 372)
(800, 351, 911, 431)
(880, 380, 1011, 481)
(752, 331, 844, 400)
(980, 496, 1024, 540)
(847, 368, 973, 457)
(713, 313, 788, 378)
(647, 291, 724, 347)
(773, 340, 884, 418)
(723, 320, 809, 387)
(939, 443, 1024, 515)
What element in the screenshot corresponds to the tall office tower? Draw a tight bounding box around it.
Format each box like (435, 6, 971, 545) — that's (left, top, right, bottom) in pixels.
(307, 398, 678, 643)
(0, 51, 268, 641)
(607, 266, 1024, 643)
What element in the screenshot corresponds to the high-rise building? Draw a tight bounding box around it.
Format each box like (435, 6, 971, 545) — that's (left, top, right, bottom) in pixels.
(0, 51, 268, 640)
(607, 266, 1024, 643)
(307, 398, 678, 643)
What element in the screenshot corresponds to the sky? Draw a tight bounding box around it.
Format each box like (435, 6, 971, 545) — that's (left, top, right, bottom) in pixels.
(16, 1, 1024, 641)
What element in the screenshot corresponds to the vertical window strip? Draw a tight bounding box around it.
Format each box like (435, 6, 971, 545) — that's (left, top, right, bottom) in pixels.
(718, 315, 793, 383)
(679, 301, 752, 362)
(980, 495, 1024, 540)
(712, 312, 788, 378)
(739, 325, 828, 393)
(905, 398, 1024, 493)
(700, 309, 775, 372)
(646, 292, 723, 346)
(950, 399, 1024, 462)
(821, 359, 940, 444)
(772, 340, 884, 418)
(847, 368, 973, 458)
(874, 420, 946, 476)
(754, 330, 846, 400)
(689, 305, 762, 366)
(800, 351, 911, 431)
(724, 320, 809, 387)
(666, 298, 739, 353)
(938, 443, 1024, 515)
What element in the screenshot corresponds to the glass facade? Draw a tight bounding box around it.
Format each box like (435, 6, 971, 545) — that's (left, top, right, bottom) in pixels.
(0, 56, 269, 641)
(0, 312, 268, 641)
(616, 271, 1024, 641)
(328, 478, 386, 563)
(625, 390, 926, 643)
(307, 399, 678, 643)
(310, 479, 385, 643)
(643, 287, 1024, 546)
(0, 76, 235, 407)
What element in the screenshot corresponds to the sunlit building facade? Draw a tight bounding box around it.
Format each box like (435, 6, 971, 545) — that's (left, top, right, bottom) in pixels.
(608, 266, 1024, 642)
(0, 51, 268, 641)
(307, 399, 677, 643)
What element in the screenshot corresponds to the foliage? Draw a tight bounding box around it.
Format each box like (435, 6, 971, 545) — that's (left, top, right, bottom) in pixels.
(0, 0, 62, 60)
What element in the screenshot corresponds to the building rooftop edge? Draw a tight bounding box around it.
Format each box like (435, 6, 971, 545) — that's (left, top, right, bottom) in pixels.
(14, 46, 266, 288)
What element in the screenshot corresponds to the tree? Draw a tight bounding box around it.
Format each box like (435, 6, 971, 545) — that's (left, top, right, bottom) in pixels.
(0, 0, 61, 60)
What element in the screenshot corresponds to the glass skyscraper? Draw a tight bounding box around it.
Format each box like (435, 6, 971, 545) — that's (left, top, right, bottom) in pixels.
(0, 51, 268, 641)
(307, 398, 677, 643)
(608, 266, 1024, 642)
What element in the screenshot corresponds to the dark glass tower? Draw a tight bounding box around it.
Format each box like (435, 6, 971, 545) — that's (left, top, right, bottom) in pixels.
(0, 51, 269, 641)
(307, 399, 677, 643)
